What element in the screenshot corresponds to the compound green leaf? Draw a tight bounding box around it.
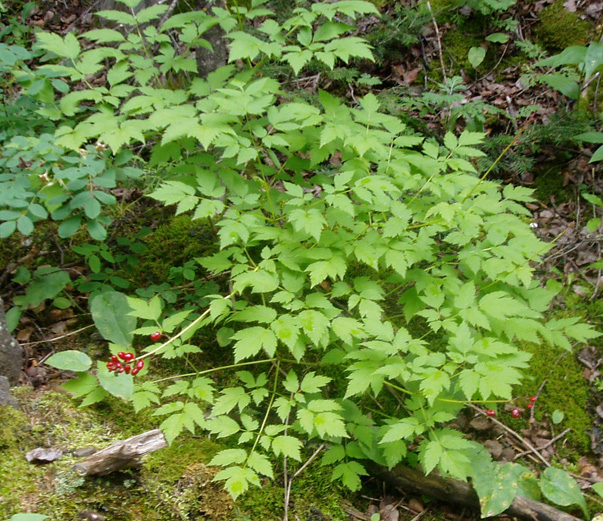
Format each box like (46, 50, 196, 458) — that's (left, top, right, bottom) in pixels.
(247, 451, 274, 478)
(232, 327, 277, 361)
(272, 435, 302, 461)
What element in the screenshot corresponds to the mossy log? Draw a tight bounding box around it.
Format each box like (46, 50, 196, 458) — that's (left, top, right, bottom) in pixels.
(73, 429, 167, 477)
(369, 463, 582, 521)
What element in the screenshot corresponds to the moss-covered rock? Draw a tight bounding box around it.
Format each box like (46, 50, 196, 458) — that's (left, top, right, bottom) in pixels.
(535, 1, 591, 52)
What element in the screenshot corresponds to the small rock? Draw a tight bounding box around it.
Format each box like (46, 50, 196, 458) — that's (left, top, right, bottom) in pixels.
(79, 511, 106, 521)
(26, 447, 63, 463)
(501, 448, 516, 462)
(73, 447, 98, 458)
(469, 415, 492, 431)
(484, 439, 503, 460)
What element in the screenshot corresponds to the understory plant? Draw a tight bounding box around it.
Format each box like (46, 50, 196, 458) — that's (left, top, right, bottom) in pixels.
(4, 0, 599, 518)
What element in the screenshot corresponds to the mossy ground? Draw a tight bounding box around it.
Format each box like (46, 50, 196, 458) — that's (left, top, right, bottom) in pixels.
(1, 385, 358, 520)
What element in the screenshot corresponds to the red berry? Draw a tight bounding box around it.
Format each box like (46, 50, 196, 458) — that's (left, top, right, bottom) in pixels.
(511, 408, 521, 418)
(124, 365, 131, 374)
(486, 409, 496, 417)
(106, 362, 115, 371)
(150, 332, 162, 341)
(131, 367, 140, 376)
(530, 396, 537, 402)
(117, 352, 126, 360)
(527, 402, 534, 409)
(117, 366, 125, 373)
(123, 352, 134, 362)
(111, 355, 118, 362)
(136, 360, 145, 370)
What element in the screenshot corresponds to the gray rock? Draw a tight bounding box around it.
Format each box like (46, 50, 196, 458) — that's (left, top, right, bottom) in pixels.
(73, 447, 98, 458)
(0, 296, 23, 386)
(0, 376, 19, 409)
(26, 447, 64, 463)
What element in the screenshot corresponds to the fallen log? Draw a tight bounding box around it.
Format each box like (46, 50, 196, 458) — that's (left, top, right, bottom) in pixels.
(369, 463, 582, 521)
(73, 429, 167, 477)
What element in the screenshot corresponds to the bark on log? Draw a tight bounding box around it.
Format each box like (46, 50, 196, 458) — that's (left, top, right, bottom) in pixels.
(0, 296, 23, 386)
(369, 463, 582, 521)
(73, 429, 167, 476)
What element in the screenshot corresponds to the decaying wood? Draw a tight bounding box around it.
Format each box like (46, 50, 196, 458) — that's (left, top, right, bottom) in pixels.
(73, 429, 167, 477)
(370, 463, 582, 521)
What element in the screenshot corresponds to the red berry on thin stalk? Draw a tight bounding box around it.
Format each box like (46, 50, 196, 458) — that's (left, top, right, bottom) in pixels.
(486, 409, 496, 417)
(117, 352, 126, 360)
(123, 352, 134, 362)
(131, 367, 140, 376)
(135, 360, 145, 370)
(511, 408, 521, 418)
(124, 365, 131, 374)
(527, 402, 534, 409)
(530, 396, 537, 402)
(117, 366, 125, 373)
(150, 332, 162, 342)
(111, 355, 118, 362)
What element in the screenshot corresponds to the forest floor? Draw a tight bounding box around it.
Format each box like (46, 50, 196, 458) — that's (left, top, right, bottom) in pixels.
(1, 0, 603, 520)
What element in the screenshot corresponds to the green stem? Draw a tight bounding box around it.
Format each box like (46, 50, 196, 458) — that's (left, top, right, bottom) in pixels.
(249, 358, 281, 458)
(150, 358, 276, 384)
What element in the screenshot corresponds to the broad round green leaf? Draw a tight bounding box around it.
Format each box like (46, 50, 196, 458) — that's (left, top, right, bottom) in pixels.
(468, 46, 486, 68)
(46, 350, 93, 372)
(540, 467, 588, 518)
(90, 291, 136, 346)
(8, 514, 50, 521)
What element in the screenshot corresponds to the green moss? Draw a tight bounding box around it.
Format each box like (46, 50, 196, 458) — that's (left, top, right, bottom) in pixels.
(513, 342, 593, 456)
(237, 463, 349, 521)
(128, 214, 216, 285)
(144, 437, 223, 482)
(532, 166, 570, 204)
(535, 1, 591, 51)
(0, 405, 29, 450)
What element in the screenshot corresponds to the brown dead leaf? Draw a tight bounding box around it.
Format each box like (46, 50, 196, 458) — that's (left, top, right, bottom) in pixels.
(16, 326, 35, 343)
(379, 497, 400, 521)
(404, 67, 421, 85)
(579, 456, 603, 482)
(49, 308, 74, 321)
(408, 498, 424, 513)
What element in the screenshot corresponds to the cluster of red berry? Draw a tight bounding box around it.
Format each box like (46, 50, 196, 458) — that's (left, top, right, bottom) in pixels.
(485, 396, 537, 419)
(106, 352, 145, 375)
